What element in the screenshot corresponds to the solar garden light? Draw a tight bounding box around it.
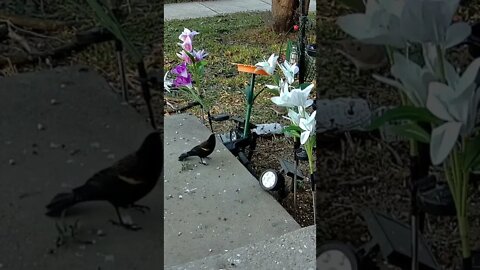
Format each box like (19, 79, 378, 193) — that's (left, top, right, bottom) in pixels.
(317, 242, 359, 270)
(259, 169, 285, 191)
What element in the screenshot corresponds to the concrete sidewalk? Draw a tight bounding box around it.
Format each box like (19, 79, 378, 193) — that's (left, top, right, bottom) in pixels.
(165, 0, 317, 21)
(167, 225, 316, 270)
(164, 114, 301, 267)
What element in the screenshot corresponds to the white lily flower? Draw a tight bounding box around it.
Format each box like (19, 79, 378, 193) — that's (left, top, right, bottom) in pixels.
(164, 71, 173, 92)
(337, 0, 405, 47)
(266, 84, 279, 90)
(400, 0, 469, 48)
(289, 83, 314, 108)
(283, 107, 303, 125)
(255, 54, 278, 75)
(271, 81, 292, 107)
(299, 111, 316, 145)
(373, 52, 436, 107)
(426, 58, 480, 165)
(279, 60, 299, 84)
(266, 79, 286, 91)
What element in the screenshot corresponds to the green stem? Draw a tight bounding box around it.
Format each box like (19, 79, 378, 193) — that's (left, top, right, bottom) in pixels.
(409, 139, 418, 157)
(448, 144, 471, 259)
(306, 137, 315, 175)
(243, 74, 256, 138)
(244, 103, 253, 138)
(385, 45, 394, 66)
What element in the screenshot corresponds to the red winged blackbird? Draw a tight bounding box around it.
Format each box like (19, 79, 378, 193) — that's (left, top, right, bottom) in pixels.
(45, 131, 163, 230)
(178, 133, 216, 165)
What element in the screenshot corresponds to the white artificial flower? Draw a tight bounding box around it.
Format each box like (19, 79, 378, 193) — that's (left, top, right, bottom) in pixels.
(400, 0, 469, 48)
(337, 0, 405, 47)
(426, 58, 480, 165)
(255, 54, 279, 75)
(271, 80, 292, 107)
(279, 60, 299, 84)
(283, 107, 303, 125)
(299, 111, 316, 145)
(164, 71, 173, 92)
(179, 28, 199, 42)
(289, 83, 314, 108)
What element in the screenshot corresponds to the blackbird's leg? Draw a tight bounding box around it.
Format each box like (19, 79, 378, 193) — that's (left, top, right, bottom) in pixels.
(199, 157, 208, 165)
(130, 204, 150, 213)
(109, 206, 142, 231)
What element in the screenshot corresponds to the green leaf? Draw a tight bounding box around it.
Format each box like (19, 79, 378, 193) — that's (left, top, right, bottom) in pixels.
(299, 82, 311, 90)
(388, 123, 430, 143)
(283, 125, 302, 137)
(286, 41, 292, 61)
(244, 85, 254, 104)
(369, 106, 441, 130)
(284, 124, 302, 131)
(84, 0, 141, 62)
(285, 130, 301, 138)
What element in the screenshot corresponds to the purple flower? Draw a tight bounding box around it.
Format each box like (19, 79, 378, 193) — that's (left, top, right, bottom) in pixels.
(178, 36, 193, 52)
(193, 49, 208, 61)
(173, 72, 192, 89)
(171, 62, 189, 77)
(179, 28, 199, 42)
(176, 51, 192, 64)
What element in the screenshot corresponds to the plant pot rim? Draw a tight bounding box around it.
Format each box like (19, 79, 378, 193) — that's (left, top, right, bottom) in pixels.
(233, 63, 270, 76)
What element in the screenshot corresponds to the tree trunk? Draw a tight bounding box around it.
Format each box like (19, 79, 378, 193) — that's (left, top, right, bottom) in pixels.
(271, 0, 299, 33)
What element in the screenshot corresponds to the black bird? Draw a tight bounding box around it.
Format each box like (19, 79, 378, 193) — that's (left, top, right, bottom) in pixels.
(178, 133, 216, 165)
(45, 131, 163, 230)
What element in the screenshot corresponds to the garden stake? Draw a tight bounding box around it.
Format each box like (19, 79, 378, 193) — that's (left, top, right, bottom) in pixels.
(114, 38, 128, 102)
(207, 111, 214, 133)
(298, 0, 307, 84)
(293, 138, 300, 217)
(136, 61, 156, 129)
(311, 172, 316, 224)
(293, 155, 298, 217)
(410, 137, 431, 270)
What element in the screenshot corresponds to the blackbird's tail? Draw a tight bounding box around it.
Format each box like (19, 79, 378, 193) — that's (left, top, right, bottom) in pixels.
(178, 151, 191, 161)
(45, 192, 79, 217)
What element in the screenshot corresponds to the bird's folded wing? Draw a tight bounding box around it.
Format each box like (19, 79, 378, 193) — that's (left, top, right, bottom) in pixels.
(112, 154, 149, 184)
(118, 175, 144, 185)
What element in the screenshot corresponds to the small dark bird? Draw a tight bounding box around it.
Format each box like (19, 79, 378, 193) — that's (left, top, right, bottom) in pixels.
(45, 131, 163, 231)
(178, 133, 216, 165)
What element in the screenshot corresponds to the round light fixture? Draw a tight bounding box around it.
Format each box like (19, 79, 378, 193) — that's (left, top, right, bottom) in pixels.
(317, 242, 359, 270)
(259, 169, 284, 191)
